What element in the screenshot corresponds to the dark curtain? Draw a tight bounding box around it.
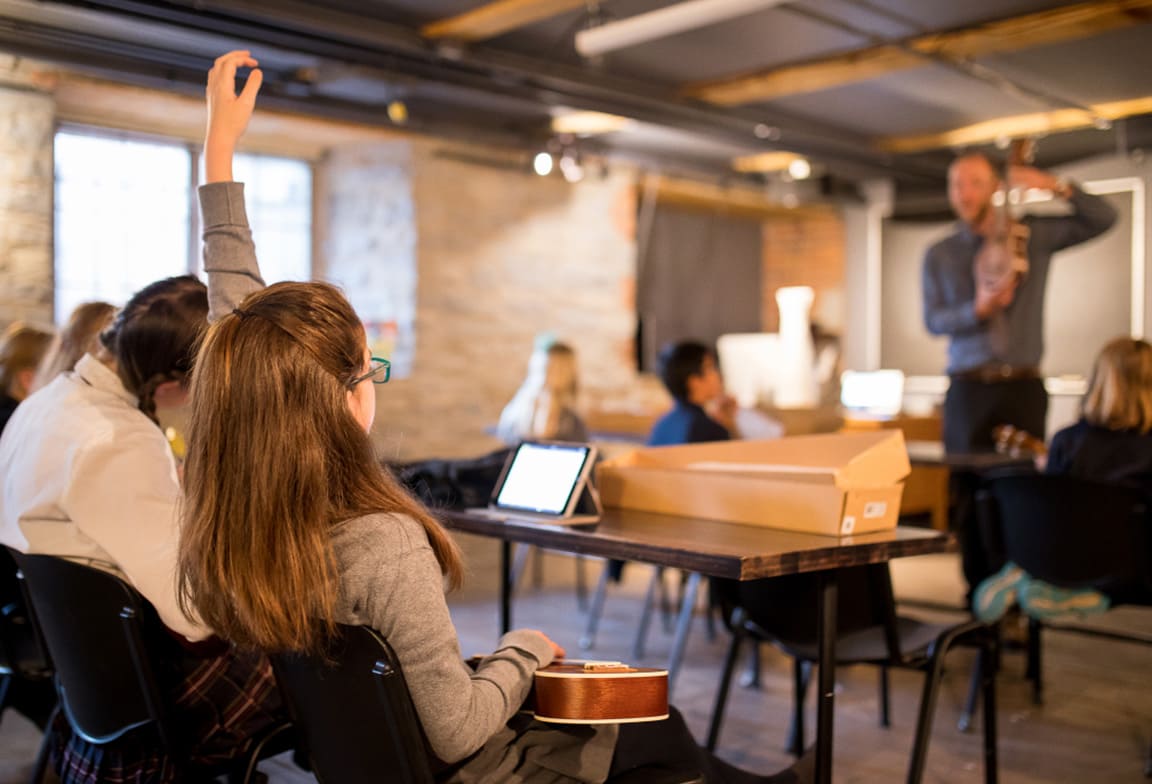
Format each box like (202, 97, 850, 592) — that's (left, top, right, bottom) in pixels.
(636, 202, 763, 371)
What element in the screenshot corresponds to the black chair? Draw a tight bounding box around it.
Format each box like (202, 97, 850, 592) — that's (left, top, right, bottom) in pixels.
(271, 624, 435, 784)
(969, 474, 1152, 774)
(706, 565, 998, 784)
(10, 551, 290, 783)
(272, 623, 703, 784)
(0, 548, 56, 783)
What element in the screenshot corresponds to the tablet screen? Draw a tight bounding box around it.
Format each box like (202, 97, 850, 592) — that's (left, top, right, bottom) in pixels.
(494, 442, 593, 515)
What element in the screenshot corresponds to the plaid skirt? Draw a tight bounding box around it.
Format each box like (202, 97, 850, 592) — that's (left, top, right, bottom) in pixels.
(51, 647, 284, 784)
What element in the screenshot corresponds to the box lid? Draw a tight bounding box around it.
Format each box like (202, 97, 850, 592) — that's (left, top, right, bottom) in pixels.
(613, 430, 910, 488)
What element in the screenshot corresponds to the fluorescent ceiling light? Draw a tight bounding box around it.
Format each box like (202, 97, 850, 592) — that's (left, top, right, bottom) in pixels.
(732, 151, 801, 173)
(551, 110, 634, 136)
(576, 0, 791, 58)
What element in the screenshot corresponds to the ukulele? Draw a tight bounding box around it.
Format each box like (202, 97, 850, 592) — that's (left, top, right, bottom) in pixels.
(974, 139, 1036, 296)
(992, 424, 1047, 459)
(530, 660, 669, 724)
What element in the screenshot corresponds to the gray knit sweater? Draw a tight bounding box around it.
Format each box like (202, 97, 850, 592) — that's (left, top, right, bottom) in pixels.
(199, 181, 617, 783)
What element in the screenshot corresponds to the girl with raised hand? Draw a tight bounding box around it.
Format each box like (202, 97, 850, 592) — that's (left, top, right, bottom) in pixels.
(180, 50, 802, 784)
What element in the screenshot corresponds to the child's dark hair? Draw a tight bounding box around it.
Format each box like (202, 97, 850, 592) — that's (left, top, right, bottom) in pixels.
(99, 275, 208, 424)
(657, 341, 713, 402)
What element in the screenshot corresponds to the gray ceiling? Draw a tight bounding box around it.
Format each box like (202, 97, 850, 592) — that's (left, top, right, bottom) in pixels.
(1, 0, 1150, 216)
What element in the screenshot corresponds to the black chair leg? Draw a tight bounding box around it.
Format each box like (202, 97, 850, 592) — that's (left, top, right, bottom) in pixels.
(1026, 618, 1043, 706)
(739, 641, 762, 689)
(633, 567, 664, 659)
(579, 562, 612, 650)
(575, 555, 588, 611)
(980, 634, 999, 784)
(706, 623, 745, 752)
(786, 659, 811, 757)
(29, 703, 58, 784)
(509, 544, 531, 591)
(879, 665, 891, 728)
(907, 645, 952, 783)
(660, 569, 677, 634)
(959, 649, 983, 733)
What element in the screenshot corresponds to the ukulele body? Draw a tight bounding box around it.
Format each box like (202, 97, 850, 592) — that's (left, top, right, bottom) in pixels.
(531, 663, 669, 724)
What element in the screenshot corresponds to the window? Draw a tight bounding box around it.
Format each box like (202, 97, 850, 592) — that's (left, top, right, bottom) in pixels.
(53, 128, 312, 322)
(54, 131, 190, 322)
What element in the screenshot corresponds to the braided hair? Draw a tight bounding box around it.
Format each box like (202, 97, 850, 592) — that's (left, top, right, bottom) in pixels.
(99, 275, 208, 425)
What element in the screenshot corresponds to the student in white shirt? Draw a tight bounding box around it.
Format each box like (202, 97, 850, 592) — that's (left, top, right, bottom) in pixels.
(0, 273, 283, 780)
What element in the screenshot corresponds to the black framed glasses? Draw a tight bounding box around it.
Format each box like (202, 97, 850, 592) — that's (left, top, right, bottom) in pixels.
(349, 356, 391, 387)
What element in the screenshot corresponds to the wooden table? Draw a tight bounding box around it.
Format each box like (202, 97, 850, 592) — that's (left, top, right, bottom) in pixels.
(442, 507, 951, 784)
(906, 440, 1035, 472)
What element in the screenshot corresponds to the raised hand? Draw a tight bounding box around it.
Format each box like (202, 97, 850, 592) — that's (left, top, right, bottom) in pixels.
(204, 50, 263, 183)
(975, 276, 1017, 318)
(1008, 164, 1060, 194)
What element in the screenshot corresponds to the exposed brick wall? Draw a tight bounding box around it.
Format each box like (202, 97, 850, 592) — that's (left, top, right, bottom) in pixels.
(0, 69, 54, 327)
(340, 140, 641, 461)
(761, 209, 845, 334)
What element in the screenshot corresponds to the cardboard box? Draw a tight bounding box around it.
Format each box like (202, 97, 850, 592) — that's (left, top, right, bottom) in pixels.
(596, 430, 910, 537)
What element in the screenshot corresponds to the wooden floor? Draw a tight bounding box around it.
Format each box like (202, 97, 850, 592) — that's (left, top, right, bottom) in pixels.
(0, 537, 1147, 783)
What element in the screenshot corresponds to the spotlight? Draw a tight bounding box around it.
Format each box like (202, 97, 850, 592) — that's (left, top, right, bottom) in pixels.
(787, 157, 812, 180)
(753, 124, 781, 141)
(387, 101, 408, 125)
(559, 153, 584, 183)
(533, 152, 554, 176)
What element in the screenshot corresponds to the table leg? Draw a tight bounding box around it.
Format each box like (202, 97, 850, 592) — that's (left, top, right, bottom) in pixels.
(665, 571, 701, 699)
(500, 540, 513, 634)
(815, 570, 838, 784)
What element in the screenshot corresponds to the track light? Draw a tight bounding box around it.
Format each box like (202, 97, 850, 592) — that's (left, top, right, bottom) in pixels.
(559, 153, 584, 183)
(387, 101, 408, 125)
(533, 152, 554, 176)
(787, 157, 812, 180)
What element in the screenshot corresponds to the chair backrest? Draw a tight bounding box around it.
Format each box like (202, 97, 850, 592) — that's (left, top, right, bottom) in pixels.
(981, 474, 1151, 593)
(9, 551, 173, 747)
(270, 624, 435, 784)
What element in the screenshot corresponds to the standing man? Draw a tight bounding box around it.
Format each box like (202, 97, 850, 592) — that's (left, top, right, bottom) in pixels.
(923, 152, 1116, 603)
(923, 152, 1117, 452)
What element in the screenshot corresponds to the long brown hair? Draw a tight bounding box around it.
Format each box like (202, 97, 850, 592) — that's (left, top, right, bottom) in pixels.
(1081, 337, 1152, 434)
(32, 301, 117, 392)
(178, 281, 463, 654)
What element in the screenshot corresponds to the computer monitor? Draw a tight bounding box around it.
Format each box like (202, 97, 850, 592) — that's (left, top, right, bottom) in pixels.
(839, 369, 905, 419)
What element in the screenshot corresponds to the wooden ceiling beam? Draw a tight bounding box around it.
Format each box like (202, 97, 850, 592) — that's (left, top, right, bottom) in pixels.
(421, 0, 589, 41)
(683, 0, 1152, 106)
(878, 95, 1152, 153)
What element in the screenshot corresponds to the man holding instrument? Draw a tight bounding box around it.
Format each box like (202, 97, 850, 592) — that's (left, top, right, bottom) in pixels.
(923, 151, 1116, 453)
(922, 151, 1116, 604)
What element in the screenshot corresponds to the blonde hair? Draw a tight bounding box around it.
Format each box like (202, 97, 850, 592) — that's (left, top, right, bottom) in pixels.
(497, 340, 581, 442)
(0, 323, 54, 400)
(178, 281, 463, 654)
(1081, 337, 1152, 434)
(32, 301, 117, 392)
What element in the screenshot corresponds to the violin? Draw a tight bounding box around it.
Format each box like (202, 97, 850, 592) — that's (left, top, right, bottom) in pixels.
(992, 424, 1047, 459)
(974, 139, 1036, 295)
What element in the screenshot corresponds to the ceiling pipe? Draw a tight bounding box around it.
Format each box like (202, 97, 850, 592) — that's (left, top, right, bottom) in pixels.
(576, 0, 791, 57)
(25, 0, 948, 183)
